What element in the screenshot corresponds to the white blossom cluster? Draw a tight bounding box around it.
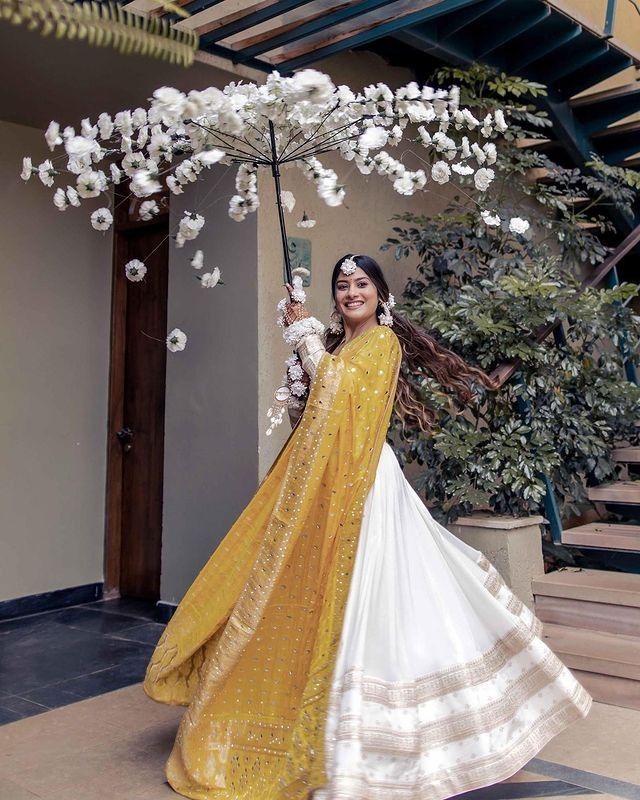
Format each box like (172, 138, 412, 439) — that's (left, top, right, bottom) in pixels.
(22, 68, 509, 240)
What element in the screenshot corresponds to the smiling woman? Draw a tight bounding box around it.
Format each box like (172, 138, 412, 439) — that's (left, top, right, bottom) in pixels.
(142, 253, 592, 800)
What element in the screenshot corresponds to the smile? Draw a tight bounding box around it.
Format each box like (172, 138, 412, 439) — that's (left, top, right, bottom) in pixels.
(345, 302, 364, 308)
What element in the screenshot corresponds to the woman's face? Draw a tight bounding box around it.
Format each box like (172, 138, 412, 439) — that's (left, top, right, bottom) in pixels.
(334, 266, 379, 326)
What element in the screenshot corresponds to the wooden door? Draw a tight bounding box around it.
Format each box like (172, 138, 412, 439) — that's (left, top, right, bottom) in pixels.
(104, 191, 169, 600)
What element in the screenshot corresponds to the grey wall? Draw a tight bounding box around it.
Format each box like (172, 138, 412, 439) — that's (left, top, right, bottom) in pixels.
(0, 120, 112, 600)
(161, 167, 259, 603)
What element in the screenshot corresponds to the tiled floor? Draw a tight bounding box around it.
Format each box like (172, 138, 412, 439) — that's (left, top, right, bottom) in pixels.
(0, 599, 165, 724)
(0, 686, 639, 800)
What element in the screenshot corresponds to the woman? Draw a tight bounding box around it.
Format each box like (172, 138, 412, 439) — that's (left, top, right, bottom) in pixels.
(144, 254, 592, 800)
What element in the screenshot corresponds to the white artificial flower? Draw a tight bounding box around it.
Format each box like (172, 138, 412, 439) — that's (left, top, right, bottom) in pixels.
(176, 211, 205, 247)
(153, 87, 186, 125)
(280, 190, 296, 212)
(53, 187, 68, 211)
(114, 110, 133, 136)
(80, 118, 98, 139)
(494, 109, 508, 133)
(317, 178, 345, 207)
(130, 169, 161, 198)
(509, 217, 530, 235)
(45, 121, 62, 150)
(121, 153, 146, 176)
(38, 160, 55, 187)
(191, 250, 204, 269)
(125, 259, 147, 281)
(431, 160, 451, 184)
(292, 266, 311, 280)
(481, 210, 501, 227)
(200, 267, 221, 288)
(65, 136, 98, 162)
(481, 114, 493, 138)
(288, 363, 304, 381)
(166, 327, 187, 352)
(139, 200, 159, 221)
(166, 175, 184, 195)
(290, 379, 307, 398)
(285, 69, 335, 104)
(66, 186, 81, 207)
(359, 126, 388, 150)
(91, 207, 113, 231)
(393, 174, 415, 195)
(483, 142, 498, 165)
(110, 164, 122, 185)
(451, 163, 474, 175)
(474, 167, 495, 192)
(193, 148, 225, 167)
(132, 107, 147, 129)
(228, 195, 247, 222)
(76, 169, 106, 198)
(21, 157, 33, 181)
(417, 126, 431, 146)
(471, 142, 486, 165)
(97, 113, 114, 140)
(296, 211, 316, 228)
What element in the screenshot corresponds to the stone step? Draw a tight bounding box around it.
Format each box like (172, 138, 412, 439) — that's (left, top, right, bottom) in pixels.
(561, 522, 640, 552)
(569, 668, 640, 711)
(587, 481, 640, 504)
(541, 622, 640, 680)
(532, 567, 640, 607)
(535, 594, 640, 637)
(613, 446, 640, 463)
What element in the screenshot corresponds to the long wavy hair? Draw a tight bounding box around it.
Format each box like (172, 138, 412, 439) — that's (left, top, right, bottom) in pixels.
(326, 254, 499, 433)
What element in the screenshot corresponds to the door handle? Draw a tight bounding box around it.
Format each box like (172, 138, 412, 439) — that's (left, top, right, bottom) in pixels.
(116, 427, 134, 452)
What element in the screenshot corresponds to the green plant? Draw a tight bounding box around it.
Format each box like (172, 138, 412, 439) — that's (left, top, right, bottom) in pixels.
(384, 65, 640, 525)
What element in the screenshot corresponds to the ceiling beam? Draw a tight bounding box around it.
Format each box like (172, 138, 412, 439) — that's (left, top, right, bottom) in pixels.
(473, 4, 551, 60)
(196, 0, 314, 43)
(236, 0, 397, 61)
(274, 0, 480, 73)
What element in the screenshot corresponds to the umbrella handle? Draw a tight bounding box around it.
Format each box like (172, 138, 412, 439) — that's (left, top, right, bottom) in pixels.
(268, 120, 293, 285)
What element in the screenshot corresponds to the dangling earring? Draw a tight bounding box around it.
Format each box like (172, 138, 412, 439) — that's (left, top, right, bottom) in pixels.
(329, 305, 344, 334)
(378, 293, 396, 327)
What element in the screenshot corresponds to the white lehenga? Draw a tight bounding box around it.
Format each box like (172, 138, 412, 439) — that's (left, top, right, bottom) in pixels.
(313, 442, 592, 800)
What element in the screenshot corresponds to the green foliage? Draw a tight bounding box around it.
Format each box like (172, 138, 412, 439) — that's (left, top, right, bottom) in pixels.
(384, 64, 640, 524)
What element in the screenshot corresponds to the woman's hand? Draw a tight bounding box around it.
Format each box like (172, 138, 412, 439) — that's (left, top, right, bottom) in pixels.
(282, 282, 310, 327)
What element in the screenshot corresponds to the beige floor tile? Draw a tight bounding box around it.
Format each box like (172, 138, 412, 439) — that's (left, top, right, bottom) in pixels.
(537, 700, 640, 784)
(0, 774, 42, 800)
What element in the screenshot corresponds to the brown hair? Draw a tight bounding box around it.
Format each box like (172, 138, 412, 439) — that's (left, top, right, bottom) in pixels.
(327, 254, 499, 433)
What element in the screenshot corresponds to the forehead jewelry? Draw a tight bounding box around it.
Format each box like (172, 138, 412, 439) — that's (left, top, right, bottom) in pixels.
(340, 255, 360, 275)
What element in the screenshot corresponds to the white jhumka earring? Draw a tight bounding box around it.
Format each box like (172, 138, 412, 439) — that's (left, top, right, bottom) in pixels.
(328, 306, 344, 334)
(378, 294, 396, 326)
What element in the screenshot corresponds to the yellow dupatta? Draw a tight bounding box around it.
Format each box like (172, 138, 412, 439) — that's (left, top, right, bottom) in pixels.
(143, 324, 402, 800)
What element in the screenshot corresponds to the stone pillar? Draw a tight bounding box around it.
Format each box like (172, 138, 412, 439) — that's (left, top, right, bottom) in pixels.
(449, 514, 545, 611)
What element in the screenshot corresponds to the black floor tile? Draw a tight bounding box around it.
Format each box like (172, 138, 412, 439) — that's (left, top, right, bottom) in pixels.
(0, 694, 49, 721)
(84, 597, 158, 621)
(0, 707, 23, 725)
(0, 600, 160, 724)
(0, 623, 153, 695)
(107, 622, 165, 646)
(44, 606, 151, 634)
(20, 684, 87, 710)
(48, 655, 151, 700)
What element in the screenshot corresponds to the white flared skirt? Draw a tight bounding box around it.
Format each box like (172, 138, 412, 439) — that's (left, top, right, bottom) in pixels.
(313, 442, 592, 800)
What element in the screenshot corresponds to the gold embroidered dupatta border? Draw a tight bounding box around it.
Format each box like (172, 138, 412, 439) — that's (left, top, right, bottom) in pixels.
(143, 326, 402, 799)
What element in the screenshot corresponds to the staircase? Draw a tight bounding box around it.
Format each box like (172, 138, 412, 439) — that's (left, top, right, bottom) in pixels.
(533, 568, 640, 710)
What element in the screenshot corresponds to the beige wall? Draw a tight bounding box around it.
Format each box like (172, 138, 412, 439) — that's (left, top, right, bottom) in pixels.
(257, 51, 457, 475)
(551, 0, 640, 60)
(161, 168, 259, 603)
(0, 120, 112, 600)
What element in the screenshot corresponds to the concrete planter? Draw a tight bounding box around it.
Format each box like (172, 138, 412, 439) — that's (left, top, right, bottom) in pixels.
(449, 513, 545, 611)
